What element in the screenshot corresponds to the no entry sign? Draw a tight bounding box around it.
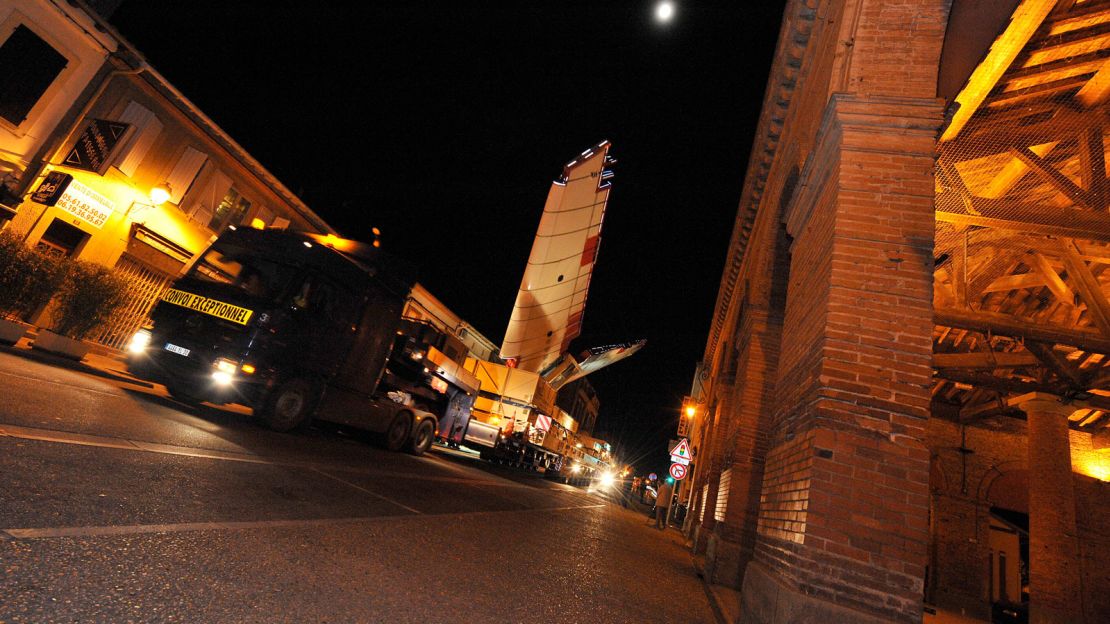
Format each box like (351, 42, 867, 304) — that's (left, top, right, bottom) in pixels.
(669, 463, 687, 481)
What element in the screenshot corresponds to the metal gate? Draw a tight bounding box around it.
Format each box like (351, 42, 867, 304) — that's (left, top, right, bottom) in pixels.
(89, 254, 172, 350)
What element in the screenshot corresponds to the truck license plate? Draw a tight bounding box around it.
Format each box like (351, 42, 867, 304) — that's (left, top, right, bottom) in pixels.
(164, 343, 190, 357)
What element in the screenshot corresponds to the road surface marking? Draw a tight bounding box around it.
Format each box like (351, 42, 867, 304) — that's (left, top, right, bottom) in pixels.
(0, 423, 528, 488)
(0, 368, 129, 397)
(309, 467, 424, 515)
(1, 504, 606, 540)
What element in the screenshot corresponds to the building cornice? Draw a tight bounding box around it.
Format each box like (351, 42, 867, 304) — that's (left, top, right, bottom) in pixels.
(704, 0, 817, 365)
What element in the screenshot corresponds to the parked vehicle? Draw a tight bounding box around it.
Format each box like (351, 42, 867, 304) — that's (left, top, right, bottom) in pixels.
(127, 228, 477, 455)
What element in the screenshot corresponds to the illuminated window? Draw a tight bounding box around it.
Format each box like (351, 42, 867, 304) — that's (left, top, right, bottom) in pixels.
(209, 187, 252, 231)
(715, 468, 731, 522)
(0, 25, 67, 126)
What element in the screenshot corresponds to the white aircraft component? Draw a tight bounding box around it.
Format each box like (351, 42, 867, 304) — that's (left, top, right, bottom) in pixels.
(500, 140, 615, 373)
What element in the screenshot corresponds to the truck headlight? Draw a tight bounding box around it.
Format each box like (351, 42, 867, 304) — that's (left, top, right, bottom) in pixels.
(127, 329, 152, 354)
(212, 358, 238, 386)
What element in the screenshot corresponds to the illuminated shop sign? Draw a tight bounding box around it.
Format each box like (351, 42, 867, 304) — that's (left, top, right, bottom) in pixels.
(32, 173, 116, 229)
(55, 179, 114, 229)
(160, 289, 254, 325)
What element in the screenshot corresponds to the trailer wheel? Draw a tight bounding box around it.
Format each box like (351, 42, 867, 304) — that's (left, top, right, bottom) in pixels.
(383, 411, 411, 452)
(261, 377, 318, 432)
(407, 419, 435, 456)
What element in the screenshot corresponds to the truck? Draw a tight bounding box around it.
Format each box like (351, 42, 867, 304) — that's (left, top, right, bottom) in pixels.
(126, 227, 478, 456)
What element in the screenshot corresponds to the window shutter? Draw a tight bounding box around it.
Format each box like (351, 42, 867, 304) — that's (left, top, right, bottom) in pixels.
(182, 161, 232, 226)
(714, 468, 731, 522)
(165, 147, 207, 204)
(114, 101, 163, 178)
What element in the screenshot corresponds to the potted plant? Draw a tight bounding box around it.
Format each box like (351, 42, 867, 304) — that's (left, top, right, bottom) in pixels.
(34, 260, 130, 360)
(0, 230, 64, 344)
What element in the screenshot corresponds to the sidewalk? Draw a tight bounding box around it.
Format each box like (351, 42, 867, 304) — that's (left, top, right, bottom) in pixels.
(0, 334, 153, 388)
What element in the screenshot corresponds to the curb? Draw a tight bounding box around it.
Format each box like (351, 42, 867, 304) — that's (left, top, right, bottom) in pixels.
(0, 343, 154, 388)
(693, 554, 742, 624)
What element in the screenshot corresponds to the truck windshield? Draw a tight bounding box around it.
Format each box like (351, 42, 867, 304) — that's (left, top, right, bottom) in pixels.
(190, 243, 295, 301)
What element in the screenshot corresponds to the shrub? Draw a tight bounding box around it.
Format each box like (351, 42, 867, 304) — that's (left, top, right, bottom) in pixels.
(0, 229, 66, 321)
(49, 260, 131, 340)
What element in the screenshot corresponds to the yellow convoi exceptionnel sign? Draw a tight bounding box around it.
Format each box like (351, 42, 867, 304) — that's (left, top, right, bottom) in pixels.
(160, 289, 254, 325)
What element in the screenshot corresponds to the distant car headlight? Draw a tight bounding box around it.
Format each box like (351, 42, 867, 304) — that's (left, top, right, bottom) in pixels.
(127, 329, 152, 354)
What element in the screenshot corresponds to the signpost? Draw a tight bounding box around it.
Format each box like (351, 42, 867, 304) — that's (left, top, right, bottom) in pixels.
(669, 438, 692, 463)
(669, 463, 687, 481)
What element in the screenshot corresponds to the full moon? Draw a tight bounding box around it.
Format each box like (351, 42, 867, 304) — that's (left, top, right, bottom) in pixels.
(655, 1, 675, 23)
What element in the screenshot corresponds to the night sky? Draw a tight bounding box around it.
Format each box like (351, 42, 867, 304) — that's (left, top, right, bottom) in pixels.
(109, 1, 786, 474)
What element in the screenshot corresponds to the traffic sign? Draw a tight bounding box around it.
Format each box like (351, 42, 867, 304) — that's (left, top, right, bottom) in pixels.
(671, 456, 690, 466)
(648, 473, 657, 481)
(669, 463, 688, 481)
(669, 438, 692, 461)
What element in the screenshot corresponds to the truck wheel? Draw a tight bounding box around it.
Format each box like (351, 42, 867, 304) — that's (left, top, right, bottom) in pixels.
(383, 411, 411, 452)
(261, 378, 318, 432)
(407, 419, 435, 456)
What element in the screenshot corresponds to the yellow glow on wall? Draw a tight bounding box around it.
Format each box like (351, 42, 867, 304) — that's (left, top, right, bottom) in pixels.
(1076, 457, 1110, 482)
(250, 218, 266, 230)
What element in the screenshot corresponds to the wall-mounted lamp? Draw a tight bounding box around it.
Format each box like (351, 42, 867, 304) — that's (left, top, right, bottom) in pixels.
(148, 182, 172, 206)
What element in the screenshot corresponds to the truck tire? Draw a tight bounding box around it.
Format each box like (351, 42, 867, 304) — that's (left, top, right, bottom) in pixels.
(407, 419, 435, 456)
(261, 377, 318, 432)
(383, 411, 411, 452)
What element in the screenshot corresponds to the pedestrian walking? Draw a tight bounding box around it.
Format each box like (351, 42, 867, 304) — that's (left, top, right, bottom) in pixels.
(654, 479, 674, 530)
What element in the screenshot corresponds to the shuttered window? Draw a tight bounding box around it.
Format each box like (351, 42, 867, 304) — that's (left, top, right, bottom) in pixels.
(700, 484, 709, 522)
(714, 468, 731, 522)
(114, 101, 163, 178)
(165, 147, 207, 204)
(0, 25, 67, 126)
(181, 161, 232, 227)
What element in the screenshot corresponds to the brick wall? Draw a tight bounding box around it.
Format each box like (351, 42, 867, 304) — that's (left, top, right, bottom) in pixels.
(927, 416, 1110, 621)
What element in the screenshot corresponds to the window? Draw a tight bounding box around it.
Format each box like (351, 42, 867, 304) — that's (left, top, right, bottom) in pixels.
(35, 219, 87, 258)
(0, 25, 67, 126)
(714, 468, 731, 522)
(189, 242, 295, 301)
(209, 187, 251, 231)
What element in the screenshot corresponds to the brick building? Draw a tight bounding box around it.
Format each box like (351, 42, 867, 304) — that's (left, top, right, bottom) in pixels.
(684, 1, 1110, 622)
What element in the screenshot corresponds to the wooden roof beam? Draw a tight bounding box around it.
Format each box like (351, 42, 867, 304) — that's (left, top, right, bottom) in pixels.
(936, 209, 1110, 244)
(1024, 340, 1088, 387)
(1030, 251, 1079, 306)
(1010, 146, 1095, 209)
(935, 307, 1110, 354)
(934, 351, 1042, 368)
(941, 0, 1058, 142)
(1059, 239, 1110, 335)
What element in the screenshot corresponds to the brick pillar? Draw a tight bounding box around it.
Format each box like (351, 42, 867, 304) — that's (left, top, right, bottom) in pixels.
(1008, 393, 1084, 624)
(930, 493, 991, 619)
(706, 305, 781, 588)
(696, 382, 737, 554)
(740, 95, 941, 624)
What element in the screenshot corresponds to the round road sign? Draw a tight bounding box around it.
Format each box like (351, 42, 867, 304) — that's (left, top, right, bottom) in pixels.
(648, 473, 658, 481)
(669, 463, 688, 481)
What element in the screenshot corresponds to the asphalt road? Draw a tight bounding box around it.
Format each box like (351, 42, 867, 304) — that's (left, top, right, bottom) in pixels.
(0, 351, 717, 623)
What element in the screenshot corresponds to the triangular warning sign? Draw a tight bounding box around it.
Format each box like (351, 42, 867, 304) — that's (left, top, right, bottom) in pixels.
(669, 438, 692, 460)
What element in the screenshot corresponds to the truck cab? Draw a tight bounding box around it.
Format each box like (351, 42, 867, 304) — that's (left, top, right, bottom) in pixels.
(128, 228, 450, 455)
